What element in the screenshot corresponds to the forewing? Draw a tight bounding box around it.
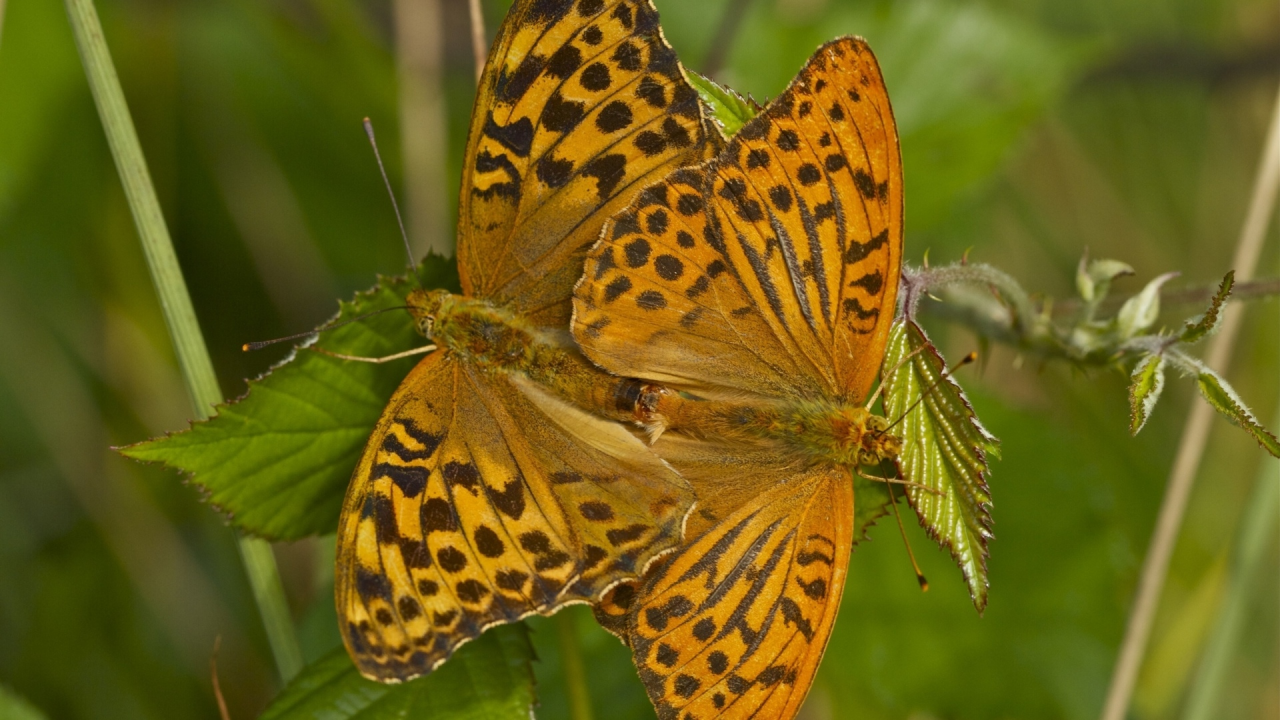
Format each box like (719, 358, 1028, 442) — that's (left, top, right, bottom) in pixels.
(336, 353, 692, 681)
(574, 37, 902, 401)
(627, 459, 852, 720)
(458, 0, 721, 327)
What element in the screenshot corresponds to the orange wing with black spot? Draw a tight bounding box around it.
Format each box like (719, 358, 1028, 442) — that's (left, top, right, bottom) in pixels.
(625, 438, 853, 720)
(336, 353, 691, 681)
(573, 37, 901, 402)
(458, 0, 721, 327)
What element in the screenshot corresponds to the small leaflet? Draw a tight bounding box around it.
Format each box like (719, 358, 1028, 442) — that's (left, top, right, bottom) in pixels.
(1197, 371, 1280, 458)
(1180, 271, 1234, 344)
(882, 319, 1000, 612)
(687, 70, 758, 137)
(1116, 271, 1179, 339)
(1128, 353, 1166, 435)
(120, 257, 461, 540)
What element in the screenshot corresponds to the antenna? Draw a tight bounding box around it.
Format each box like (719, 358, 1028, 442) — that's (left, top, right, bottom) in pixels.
(241, 306, 411, 351)
(883, 351, 977, 433)
(865, 345, 927, 410)
(363, 117, 420, 285)
(886, 480, 929, 591)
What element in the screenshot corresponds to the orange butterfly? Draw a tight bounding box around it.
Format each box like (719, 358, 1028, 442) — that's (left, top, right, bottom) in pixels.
(573, 37, 903, 718)
(335, 0, 723, 681)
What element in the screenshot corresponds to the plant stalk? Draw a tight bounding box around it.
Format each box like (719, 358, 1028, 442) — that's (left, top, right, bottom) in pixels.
(1098, 77, 1280, 720)
(394, 0, 450, 258)
(468, 0, 487, 83)
(1180, 404, 1280, 720)
(65, 0, 304, 683)
(556, 611, 595, 720)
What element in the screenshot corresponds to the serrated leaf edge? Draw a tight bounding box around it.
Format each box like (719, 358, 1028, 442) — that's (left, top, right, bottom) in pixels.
(885, 320, 998, 613)
(1128, 353, 1165, 435)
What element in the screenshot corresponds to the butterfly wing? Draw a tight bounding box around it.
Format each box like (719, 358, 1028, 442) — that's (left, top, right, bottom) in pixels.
(336, 352, 693, 681)
(625, 442, 853, 720)
(574, 37, 902, 401)
(458, 0, 722, 327)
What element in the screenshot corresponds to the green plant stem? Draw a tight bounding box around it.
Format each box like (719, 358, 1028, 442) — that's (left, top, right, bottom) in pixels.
(467, 0, 486, 83)
(1180, 404, 1280, 720)
(555, 611, 594, 720)
(65, 0, 303, 683)
(1098, 76, 1280, 720)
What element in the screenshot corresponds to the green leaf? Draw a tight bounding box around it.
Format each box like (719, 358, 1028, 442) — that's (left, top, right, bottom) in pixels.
(1180, 271, 1234, 343)
(686, 70, 758, 137)
(121, 256, 460, 539)
(1116, 271, 1178, 339)
(261, 625, 535, 720)
(1196, 372, 1280, 458)
(0, 686, 49, 720)
(1128, 353, 1166, 435)
(882, 320, 999, 612)
(1076, 255, 1134, 305)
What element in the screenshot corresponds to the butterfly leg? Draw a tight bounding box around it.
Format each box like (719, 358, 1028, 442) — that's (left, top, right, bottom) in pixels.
(854, 468, 942, 496)
(313, 345, 437, 363)
(857, 468, 930, 591)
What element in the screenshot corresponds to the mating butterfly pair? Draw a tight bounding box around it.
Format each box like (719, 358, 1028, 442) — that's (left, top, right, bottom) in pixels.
(336, 1, 901, 718)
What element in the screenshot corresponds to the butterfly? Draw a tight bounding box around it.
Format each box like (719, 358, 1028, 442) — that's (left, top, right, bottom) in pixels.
(335, 0, 723, 682)
(571, 37, 903, 718)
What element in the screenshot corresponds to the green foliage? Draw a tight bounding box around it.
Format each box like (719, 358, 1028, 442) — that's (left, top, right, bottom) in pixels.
(527, 607, 654, 720)
(915, 260, 1279, 457)
(686, 71, 758, 137)
(261, 626, 535, 720)
(1076, 257, 1135, 307)
(1129, 353, 1166, 434)
(4, 0, 1277, 717)
(882, 320, 999, 611)
(1195, 372, 1280, 457)
(0, 686, 49, 720)
(1115, 272, 1178, 340)
(1181, 272, 1234, 344)
(122, 257, 460, 539)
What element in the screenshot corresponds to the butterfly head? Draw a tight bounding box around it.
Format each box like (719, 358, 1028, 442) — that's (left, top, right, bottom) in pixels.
(860, 413, 903, 466)
(405, 288, 452, 339)
(786, 403, 902, 468)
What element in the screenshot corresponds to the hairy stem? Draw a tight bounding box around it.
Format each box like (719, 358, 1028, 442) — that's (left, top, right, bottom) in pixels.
(65, 0, 304, 683)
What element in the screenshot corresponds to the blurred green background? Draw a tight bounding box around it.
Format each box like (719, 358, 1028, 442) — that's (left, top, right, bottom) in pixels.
(0, 0, 1277, 718)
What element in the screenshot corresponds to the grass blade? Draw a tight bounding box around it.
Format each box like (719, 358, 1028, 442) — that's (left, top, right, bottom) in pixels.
(64, 0, 303, 682)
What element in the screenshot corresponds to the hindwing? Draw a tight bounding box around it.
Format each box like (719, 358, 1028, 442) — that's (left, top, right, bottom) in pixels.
(458, 0, 722, 327)
(625, 448, 853, 720)
(336, 352, 692, 681)
(573, 36, 902, 402)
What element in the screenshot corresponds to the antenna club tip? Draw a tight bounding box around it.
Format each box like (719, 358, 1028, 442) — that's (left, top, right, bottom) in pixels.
(241, 343, 252, 352)
(917, 576, 929, 591)
(963, 352, 978, 363)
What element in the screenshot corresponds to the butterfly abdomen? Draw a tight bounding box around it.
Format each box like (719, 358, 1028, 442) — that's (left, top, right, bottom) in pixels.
(638, 390, 901, 467)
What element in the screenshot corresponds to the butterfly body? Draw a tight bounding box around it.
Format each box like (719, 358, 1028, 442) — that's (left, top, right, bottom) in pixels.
(409, 288, 665, 426)
(631, 387, 902, 467)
